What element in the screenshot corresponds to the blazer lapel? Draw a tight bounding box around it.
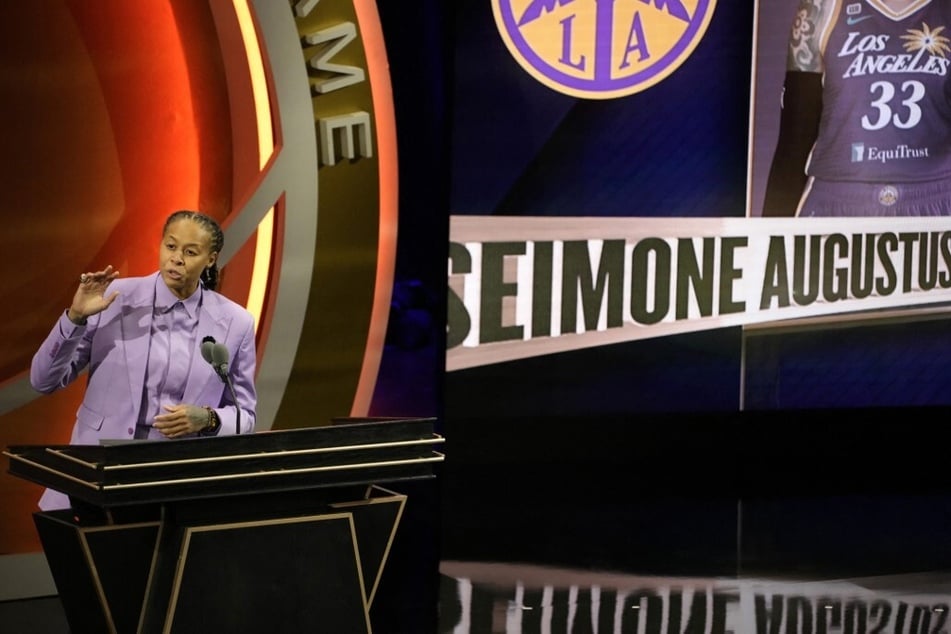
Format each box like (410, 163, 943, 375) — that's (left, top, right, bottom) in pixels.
(121, 273, 161, 419)
(183, 289, 231, 405)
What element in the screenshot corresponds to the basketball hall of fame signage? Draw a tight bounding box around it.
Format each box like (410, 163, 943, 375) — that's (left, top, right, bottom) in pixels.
(491, 0, 718, 98)
(271, 0, 398, 429)
(0, 0, 395, 562)
(0, 0, 395, 431)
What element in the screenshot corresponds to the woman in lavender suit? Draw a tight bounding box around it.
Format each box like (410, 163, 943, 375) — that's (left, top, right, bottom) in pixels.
(30, 210, 257, 510)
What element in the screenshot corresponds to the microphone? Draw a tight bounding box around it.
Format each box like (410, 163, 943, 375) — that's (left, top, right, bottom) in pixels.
(201, 336, 216, 365)
(199, 336, 242, 434)
(201, 336, 229, 379)
(210, 343, 230, 377)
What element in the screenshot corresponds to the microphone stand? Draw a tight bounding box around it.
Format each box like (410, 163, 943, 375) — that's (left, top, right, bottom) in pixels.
(214, 359, 241, 435)
(224, 373, 241, 435)
(203, 338, 242, 435)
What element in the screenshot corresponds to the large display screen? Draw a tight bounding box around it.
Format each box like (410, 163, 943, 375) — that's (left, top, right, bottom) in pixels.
(446, 0, 951, 415)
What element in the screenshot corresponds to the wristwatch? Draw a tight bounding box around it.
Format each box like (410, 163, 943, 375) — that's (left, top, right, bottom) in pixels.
(201, 406, 221, 435)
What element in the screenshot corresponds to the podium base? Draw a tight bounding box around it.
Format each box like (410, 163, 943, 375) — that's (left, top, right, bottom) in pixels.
(36, 486, 406, 634)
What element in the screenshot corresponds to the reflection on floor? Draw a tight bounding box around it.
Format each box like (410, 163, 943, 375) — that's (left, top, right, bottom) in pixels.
(6, 562, 951, 633)
(438, 560, 951, 634)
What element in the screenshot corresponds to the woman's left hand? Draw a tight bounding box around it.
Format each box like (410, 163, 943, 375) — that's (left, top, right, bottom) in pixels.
(153, 404, 210, 438)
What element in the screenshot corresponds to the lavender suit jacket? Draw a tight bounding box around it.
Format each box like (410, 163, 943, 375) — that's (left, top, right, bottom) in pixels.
(30, 272, 257, 509)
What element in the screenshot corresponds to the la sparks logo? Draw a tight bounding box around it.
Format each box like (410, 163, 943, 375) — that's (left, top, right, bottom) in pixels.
(492, 0, 717, 99)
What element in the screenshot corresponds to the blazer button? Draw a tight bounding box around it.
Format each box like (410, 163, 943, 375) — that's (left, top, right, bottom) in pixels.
(128, 427, 134, 436)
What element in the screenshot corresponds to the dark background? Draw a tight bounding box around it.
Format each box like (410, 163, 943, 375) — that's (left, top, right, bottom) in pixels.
(373, 1, 951, 632)
(7, 3, 951, 633)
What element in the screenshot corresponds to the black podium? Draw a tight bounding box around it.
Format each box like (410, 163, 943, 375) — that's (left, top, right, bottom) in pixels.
(4, 417, 444, 634)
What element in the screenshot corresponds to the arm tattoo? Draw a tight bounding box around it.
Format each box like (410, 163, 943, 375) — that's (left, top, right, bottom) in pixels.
(787, 0, 836, 73)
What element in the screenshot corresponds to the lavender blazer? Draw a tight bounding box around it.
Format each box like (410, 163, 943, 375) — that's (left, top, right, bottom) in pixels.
(30, 272, 257, 508)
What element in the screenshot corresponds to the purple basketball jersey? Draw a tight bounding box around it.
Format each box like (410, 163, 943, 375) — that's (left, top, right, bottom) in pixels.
(807, 0, 951, 182)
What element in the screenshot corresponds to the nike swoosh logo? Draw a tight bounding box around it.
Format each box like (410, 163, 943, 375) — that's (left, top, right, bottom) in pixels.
(846, 15, 872, 25)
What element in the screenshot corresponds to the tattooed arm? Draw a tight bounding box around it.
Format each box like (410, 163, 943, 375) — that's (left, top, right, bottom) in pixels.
(762, 0, 835, 216)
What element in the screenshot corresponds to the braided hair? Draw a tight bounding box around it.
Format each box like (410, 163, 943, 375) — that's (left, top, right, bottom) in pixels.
(163, 210, 225, 290)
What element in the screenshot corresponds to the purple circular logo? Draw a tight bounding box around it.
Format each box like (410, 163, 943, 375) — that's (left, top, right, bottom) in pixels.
(492, 0, 717, 99)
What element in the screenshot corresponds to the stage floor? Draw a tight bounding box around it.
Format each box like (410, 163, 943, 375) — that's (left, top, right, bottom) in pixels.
(5, 562, 951, 633)
(438, 562, 951, 634)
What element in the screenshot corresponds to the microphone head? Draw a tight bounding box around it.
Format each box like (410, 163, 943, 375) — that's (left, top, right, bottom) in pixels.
(201, 340, 215, 364)
(211, 343, 230, 373)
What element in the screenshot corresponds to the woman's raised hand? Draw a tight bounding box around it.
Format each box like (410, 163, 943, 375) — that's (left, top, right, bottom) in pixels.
(68, 265, 120, 324)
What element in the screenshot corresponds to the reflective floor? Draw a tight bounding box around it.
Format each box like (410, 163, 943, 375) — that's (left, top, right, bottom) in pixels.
(433, 487, 951, 633)
(432, 412, 951, 634)
(7, 481, 951, 633)
(5, 560, 951, 633)
(438, 561, 951, 634)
